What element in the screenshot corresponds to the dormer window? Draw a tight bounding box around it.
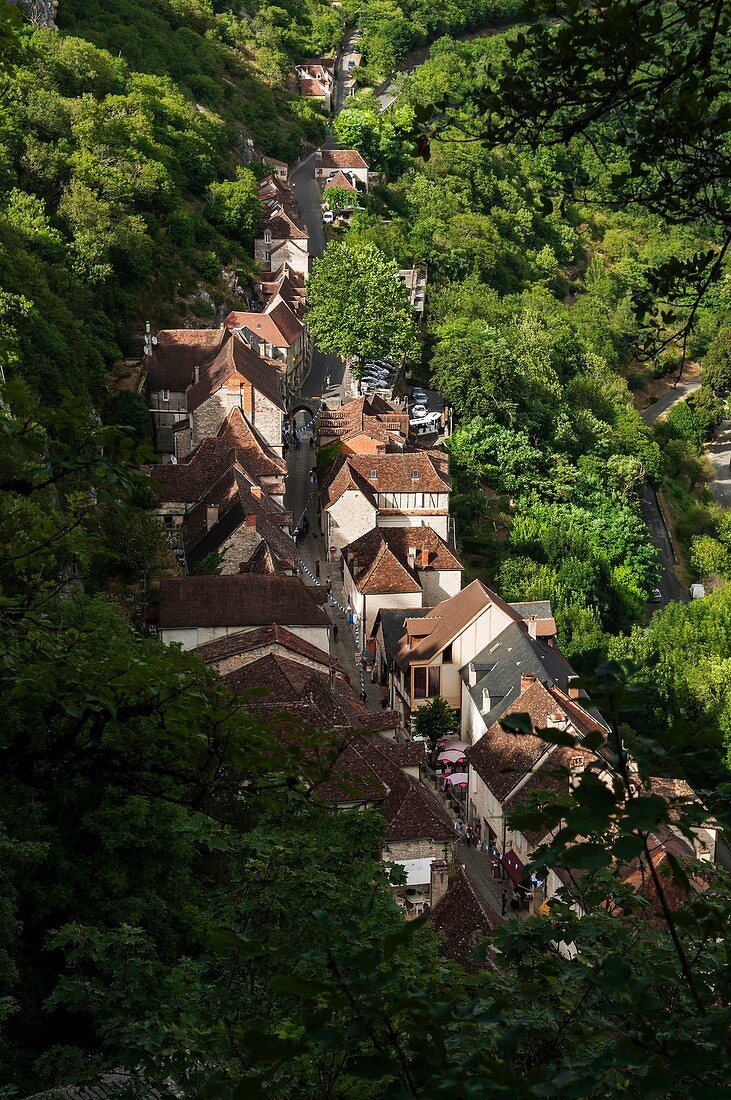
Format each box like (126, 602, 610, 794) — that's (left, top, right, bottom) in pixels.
(411, 468, 419, 480)
(370, 469, 377, 479)
(264, 230, 272, 244)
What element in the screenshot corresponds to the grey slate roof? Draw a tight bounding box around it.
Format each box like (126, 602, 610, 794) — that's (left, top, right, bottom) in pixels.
(461, 620, 576, 729)
(375, 607, 432, 665)
(509, 600, 553, 619)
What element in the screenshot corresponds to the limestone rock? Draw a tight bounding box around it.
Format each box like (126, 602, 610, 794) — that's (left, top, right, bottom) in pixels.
(9, 0, 59, 30)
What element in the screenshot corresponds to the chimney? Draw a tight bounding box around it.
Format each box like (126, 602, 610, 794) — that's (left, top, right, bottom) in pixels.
(245, 513, 256, 529)
(250, 486, 262, 499)
(547, 712, 569, 730)
(468, 662, 477, 687)
(520, 672, 536, 692)
(527, 615, 537, 640)
(482, 686, 490, 713)
(206, 505, 219, 531)
(429, 859, 448, 909)
(193, 365, 200, 384)
(143, 320, 152, 356)
(420, 547, 429, 568)
(407, 546, 417, 568)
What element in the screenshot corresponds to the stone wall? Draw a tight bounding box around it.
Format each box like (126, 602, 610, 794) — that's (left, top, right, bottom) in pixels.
(382, 838, 448, 863)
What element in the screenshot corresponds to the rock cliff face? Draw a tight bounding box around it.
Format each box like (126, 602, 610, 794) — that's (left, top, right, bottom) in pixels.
(10, 0, 58, 29)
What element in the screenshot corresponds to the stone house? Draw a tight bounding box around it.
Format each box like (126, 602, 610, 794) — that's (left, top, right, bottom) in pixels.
(224, 294, 309, 393)
(465, 675, 605, 862)
(149, 407, 287, 548)
(319, 450, 451, 553)
(296, 60, 335, 112)
(145, 328, 224, 456)
(157, 574, 331, 652)
(174, 329, 286, 460)
(181, 466, 297, 576)
(255, 174, 309, 277)
(428, 867, 501, 969)
(341, 526, 463, 638)
(314, 149, 369, 190)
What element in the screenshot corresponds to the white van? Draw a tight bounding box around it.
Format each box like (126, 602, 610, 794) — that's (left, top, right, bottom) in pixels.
(323, 210, 334, 224)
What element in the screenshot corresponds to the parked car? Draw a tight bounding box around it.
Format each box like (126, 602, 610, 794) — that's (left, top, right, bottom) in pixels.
(411, 387, 428, 403)
(348, 59, 356, 71)
(411, 412, 441, 434)
(411, 404, 428, 419)
(323, 210, 334, 224)
(650, 588, 662, 602)
(690, 583, 706, 600)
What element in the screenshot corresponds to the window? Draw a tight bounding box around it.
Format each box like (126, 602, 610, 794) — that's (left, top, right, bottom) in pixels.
(428, 666, 440, 696)
(264, 230, 272, 243)
(442, 643, 452, 663)
(370, 468, 377, 479)
(264, 251, 271, 263)
(411, 468, 419, 480)
(161, 388, 169, 402)
(413, 667, 426, 698)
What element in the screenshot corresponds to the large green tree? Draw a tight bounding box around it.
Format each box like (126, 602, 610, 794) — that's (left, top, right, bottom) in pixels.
(306, 239, 419, 366)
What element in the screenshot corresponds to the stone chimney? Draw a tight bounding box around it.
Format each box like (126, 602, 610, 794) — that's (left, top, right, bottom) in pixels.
(527, 615, 537, 640)
(245, 513, 256, 529)
(520, 672, 537, 692)
(567, 677, 580, 700)
(407, 546, 417, 568)
(250, 486, 262, 499)
(420, 547, 429, 568)
(193, 365, 200, 384)
(429, 859, 448, 909)
(206, 505, 219, 531)
(468, 662, 477, 687)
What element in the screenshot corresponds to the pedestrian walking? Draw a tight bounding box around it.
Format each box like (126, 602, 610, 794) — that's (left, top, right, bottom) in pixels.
(501, 890, 508, 917)
(332, 623, 338, 641)
(293, 528, 300, 547)
(309, 436, 314, 450)
(359, 689, 367, 704)
(315, 559, 320, 578)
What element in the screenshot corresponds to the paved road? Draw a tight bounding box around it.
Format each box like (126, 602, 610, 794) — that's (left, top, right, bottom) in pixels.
(641, 380, 700, 425)
(707, 419, 731, 507)
(638, 383, 700, 605)
(336, 31, 362, 112)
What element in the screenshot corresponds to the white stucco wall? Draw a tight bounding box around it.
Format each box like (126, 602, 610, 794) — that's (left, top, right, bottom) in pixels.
(419, 568, 461, 606)
(376, 513, 449, 539)
(325, 491, 377, 552)
(160, 622, 329, 653)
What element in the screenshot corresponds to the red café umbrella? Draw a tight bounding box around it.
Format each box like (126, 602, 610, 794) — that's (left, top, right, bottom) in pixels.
(443, 771, 469, 789)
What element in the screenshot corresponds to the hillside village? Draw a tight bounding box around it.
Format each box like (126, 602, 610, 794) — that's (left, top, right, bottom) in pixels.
(140, 90, 723, 940)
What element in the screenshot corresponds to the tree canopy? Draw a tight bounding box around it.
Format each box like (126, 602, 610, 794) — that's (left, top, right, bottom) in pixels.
(306, 239, 419, 365)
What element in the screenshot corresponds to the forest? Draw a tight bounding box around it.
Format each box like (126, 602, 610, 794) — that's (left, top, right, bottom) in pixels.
(0, 0, 730, 1094)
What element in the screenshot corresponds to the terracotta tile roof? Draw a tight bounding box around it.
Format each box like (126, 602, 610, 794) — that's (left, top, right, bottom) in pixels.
(319, 396, 409, 446)
(186, 330, 285, 413)
(193, 623, 334, 669)
(239, 541, 290, 575)
(345, 527, 462, 595)
(429, 867, 501, 971)
(264, 211, 309, 241)
(319, 149, 368, 170)
(394, 580, 521, 669)
(158, 575, 329, 629)
(324, 170, 357, 191)
(224, 296, 304, 349)
(146, 328, 224, 392)
(298, 76, 330, 96)
(320, 450, 450, 509)
(502, 744, 597, 845)
(382, 774, 454, 842)
(259, 267, 308, 318)
(150, 407, 285, 504)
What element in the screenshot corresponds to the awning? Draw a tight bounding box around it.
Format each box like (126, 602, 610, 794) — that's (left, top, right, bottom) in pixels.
(501, 849, 525, 887)
(443, 771, 469, 788)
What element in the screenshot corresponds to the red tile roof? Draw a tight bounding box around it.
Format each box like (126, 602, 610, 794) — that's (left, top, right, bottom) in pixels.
(319, 149, 369, 170)
(186, 330, 285, 413)
(149, 407, 285, 504)
(320, 450, 450, 509)
(193, 623, 335, 669)
(319, 396, 409, 446)
(324, 170, 357, 192)
(146, 328, 224, 392)
(224, 296, 304, 349)
(158, 575, 330, 630)
(345, 527, 462, 595)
